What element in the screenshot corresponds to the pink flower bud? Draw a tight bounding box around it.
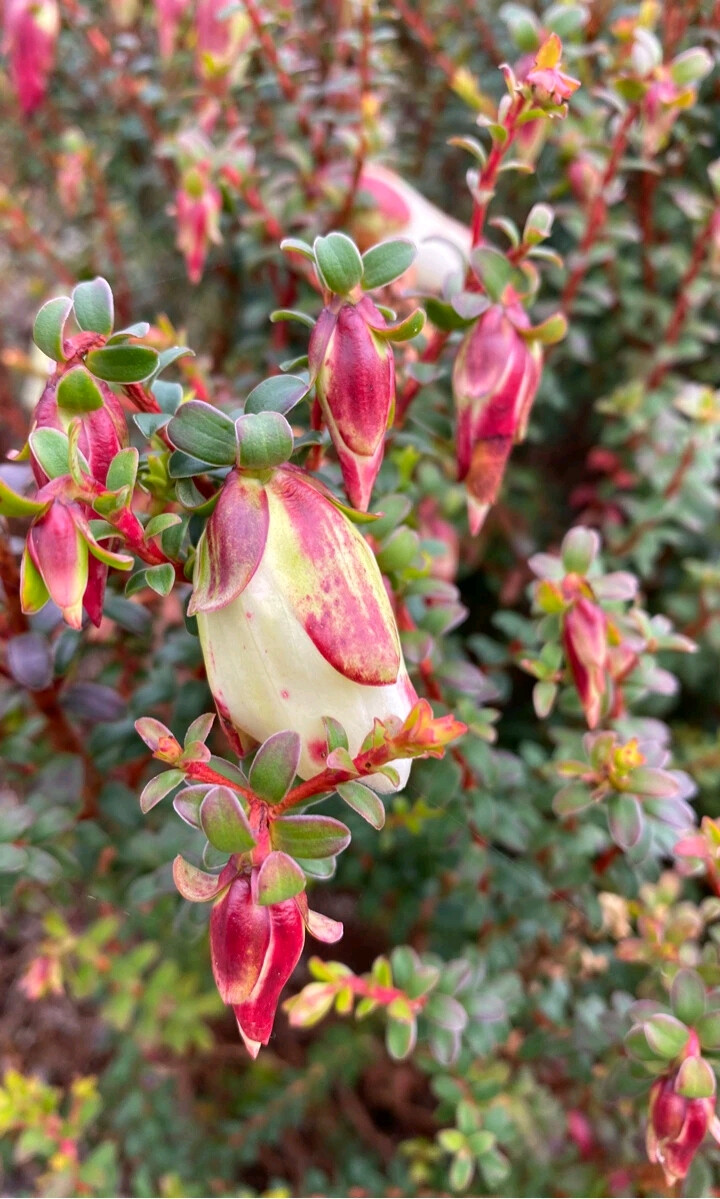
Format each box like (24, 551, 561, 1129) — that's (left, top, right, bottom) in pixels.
(353, 163, 471, 294)
(191, 466, 418, 791)
(2, 0, 58, 115)
(562, 596, 608, 729)
(194, 0, 249, 82)
(647, 1074, 716, 1186)
(452, 304, 542, 534)
(25, 494, 89, 630)
(31, 377, 128, 488)
(173, 166, 222, 284)
(309, 295, 394, 511)
(210, 868, 305, 1057)
(154, 0, 191, 58)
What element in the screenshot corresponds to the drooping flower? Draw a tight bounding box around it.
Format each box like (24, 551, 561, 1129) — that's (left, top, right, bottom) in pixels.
(646, 1046, 720, 1186)
(309, 294, 394, 512)
(2, 0, 59, 115)
(562, 595, 609, 729)
(173, 165, 222, 285)
(452, 302, 542, 533)
(31, 377, 127, 488)
(191, 465, 418, 791)
(526, 33, 581, 105)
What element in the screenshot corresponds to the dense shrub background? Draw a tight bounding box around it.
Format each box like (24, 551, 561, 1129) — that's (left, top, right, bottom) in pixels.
(1, 1, 720, 1195)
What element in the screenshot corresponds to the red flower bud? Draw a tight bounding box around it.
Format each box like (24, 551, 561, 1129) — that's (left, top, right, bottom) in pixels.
(647, 1074, 716, 1186)
(210, 868, 305, 1057)
(174, 166, 222, 285)
(25, 494, 89, 630)
(2, 0, 58, 116)
(309, 296, 395, 512)
(31, 377, 128, 488)
(452, 304, 542, 534)
(562, 596, 608, 729)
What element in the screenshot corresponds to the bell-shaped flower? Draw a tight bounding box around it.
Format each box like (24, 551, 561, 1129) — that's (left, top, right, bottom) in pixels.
(452, 303, 542, 534)
(352, 163, 471, 294)
(191, 465, 418, 791)
(562, 595, 609, 729)
(31, 377, 128, 488)
(309, 295, 394, 512)
(647, 1055, 720, 1186)
(2, 0, 59, 115)
(173, 165, 222, 285)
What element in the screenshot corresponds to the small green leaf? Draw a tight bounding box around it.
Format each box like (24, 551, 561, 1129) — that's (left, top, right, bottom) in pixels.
(607, 792, 643, 850)
(172, 785, 210, 829)
(33, 296, 73, 361)
(200, 785, 256, 853)
(337, 781, 385, 830)
(144, 563, 175, 595)
(386, 1015, 417, 1060)
(280, 237, 315, 260)
(697, 1012, 720, 1050)
(106, 447, 139, 492)
(244, 374, 309, 416)
(0, 478, 50, 519)
(167, 400, 237, 466)
(56, 366, 105, 413)
(322, 716, 348, 754)
(645, 1013, 690, 1060)
(256, 850, 306, 904)
(235, 411, 294, 469)
(470, 246, 513, 302)
(249, 731, 301, 803)
(144, 513, 182, 539)
(368, 307, 425, 342)
(271, 814, 351, 859)
(314, 232, 364, 294)
(675, 1056, 716, 1100)
(361, 238, 417, 290)
(140, 768, 185, 813)
(154, 346, 194, 375)
(107, 321, 150, 343)
(29, 428, 70, 479)
(72, 277, 114, 335)
(561, 526, 599, 575)
(85, 345, 159, 383)
(270, 308, 316, 329)
(671, 970, 706, 1027)
(172, 854, 232, 902)
(20, 546, 50, 614)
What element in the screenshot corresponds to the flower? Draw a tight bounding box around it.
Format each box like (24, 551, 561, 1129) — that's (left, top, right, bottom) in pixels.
(153, 0, 191, 58)
(309, 294, 394, 511)
(351, 162, 471, 294)
(210, 865, 342, 1056)
(647, 1057, 720, 1186)
(562, 595, 609, 729)
(173, 165, 222, 285)
(2, 0, 59, 115)
(452, 303, 542, 534)
(31, 377, 127, 488)
(526, 34, 581, 105)
(191, 466, 418, 791)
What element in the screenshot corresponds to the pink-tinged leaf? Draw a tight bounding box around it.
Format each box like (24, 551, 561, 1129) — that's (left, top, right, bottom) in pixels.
(210, 874, 270, 1003)
(173, 784, 211, 828)
(626, 766, 681, 798)
(267, 468, 401, 685)
(271, 814, 352, 859)
(200, 786, 256, 853)
(140, 768, 185, 813)
(19, 545, 50, 616)
(592, 572, 638, 602)
(189, 472, 269, 614)
(185, 712, 215, 746)
(232, 898, 305, 1044)
(675, 835, 708, 858)
(256, 851, 306, 905)
(305, 908, 344, 944)
(249, 731, 301, 803)
(675, 1056, 716, 1100)
(172, 854, 233, 902)
(336, 781, 385, 829)
(134, 717, 181, 759)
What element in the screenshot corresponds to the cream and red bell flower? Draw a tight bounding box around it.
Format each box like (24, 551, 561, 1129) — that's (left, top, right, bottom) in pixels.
(191, 462, 418, 792)
(2, 0, 59, 116)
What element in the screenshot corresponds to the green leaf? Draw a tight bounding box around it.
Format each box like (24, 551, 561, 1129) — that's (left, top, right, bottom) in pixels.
(313, 232, 364, 294)
(697, 1012, 720, 1050)
(336, 781, 385, 829)
(645, 1013, 690, 1060)
(235, 411, 294, 469)
(271, 814, 351, 859)
(671, 969, 706, 1027)
(167, 400, 237, 466)
(675, 1056, 716, 1100)
(425, 992, 467, 1031)
(0, 478, 50, 519)
(280, 237, 315, 260)
(144, 563, 175, 595)
(561, 526, 599, 575)
(172, 854, 231, 902)
(154, 345, 194, 375)
(270, 308, 316, 329)
(33, 296, 73, 361)
(72, 277, 114, 335)
(249, 731, 301, 803)
(256, 850, 306, 904)
(200, 785, 256, 853)
(386, 1015, 417, 1060)
(607, 792, 643, 850)
(56, 366, 105, 413)
(85, 345, 159, 383)
(172, 785, 210, 829)
(140, 768, 185, 813)
(20, 546, 50, 614)
(28, 428, 70, 479)
(106, 447, 139, 492)
(368, 307, 425, 342)
(470, 247, 513, 302)
(244, 374, 309, 416)
(107, 321, 150, 343)
(361, 238, 417, 290)
(322, 716, 348, 754)
(144, 513, 182, 539)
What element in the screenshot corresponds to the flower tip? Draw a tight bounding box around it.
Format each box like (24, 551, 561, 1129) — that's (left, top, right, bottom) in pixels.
(467, 495, 490, 536)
